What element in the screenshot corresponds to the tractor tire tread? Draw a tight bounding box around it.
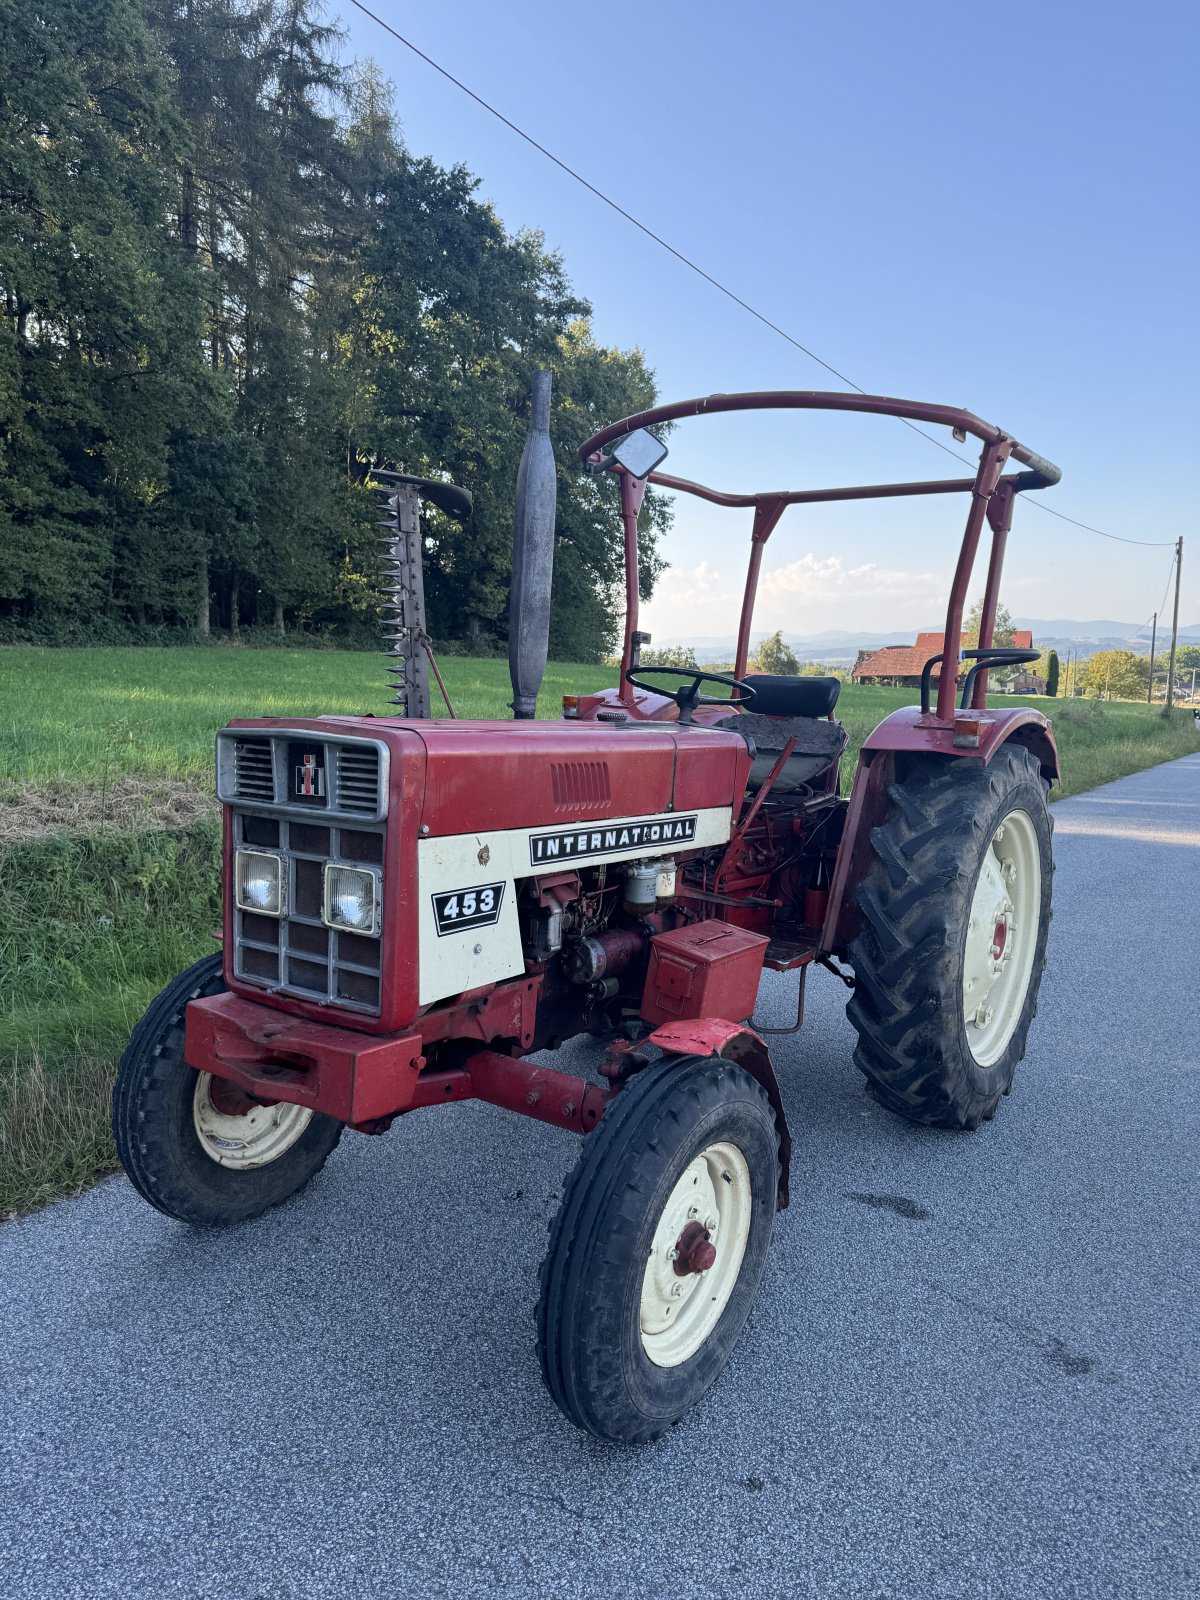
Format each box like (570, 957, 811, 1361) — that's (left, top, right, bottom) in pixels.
(536, 1055, 778, 1444)
(846, 745, 1053, 1130)
(112, 954, 342, 1225)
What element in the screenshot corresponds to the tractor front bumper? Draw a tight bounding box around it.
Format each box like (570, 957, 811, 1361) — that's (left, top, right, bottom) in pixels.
(183, 991, 611, 1135)
(184, 992, 426, 1126)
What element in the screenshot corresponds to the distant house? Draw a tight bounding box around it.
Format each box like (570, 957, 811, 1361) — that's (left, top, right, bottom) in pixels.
(1008, 668, 1046, 695)
(851, 630, 1034, 688)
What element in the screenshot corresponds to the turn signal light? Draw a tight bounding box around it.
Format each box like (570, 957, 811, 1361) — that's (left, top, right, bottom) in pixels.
(952, 713, 984, 749)
(562, 695, 579, 718)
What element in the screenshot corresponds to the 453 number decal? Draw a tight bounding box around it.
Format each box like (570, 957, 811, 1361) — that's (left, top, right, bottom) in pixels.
(432, 881, 505, 936)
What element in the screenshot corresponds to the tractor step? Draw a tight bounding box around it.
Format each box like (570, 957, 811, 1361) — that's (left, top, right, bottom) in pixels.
(763, 925, 820, 972)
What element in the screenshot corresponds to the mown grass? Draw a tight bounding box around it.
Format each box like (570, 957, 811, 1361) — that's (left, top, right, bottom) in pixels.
(1, 646, 1195, 1215)
(0, 647, 617, 785)
(4, 646, 1193, 798)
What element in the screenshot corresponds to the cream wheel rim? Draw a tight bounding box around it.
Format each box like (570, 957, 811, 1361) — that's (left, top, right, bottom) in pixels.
(192, 1073, 314, 1169)
(640, 1140, 753, 1368)
(963, 808, 1042, 1068)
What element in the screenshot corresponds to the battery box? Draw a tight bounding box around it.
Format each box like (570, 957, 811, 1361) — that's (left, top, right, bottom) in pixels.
(640, 919, 770, 1027)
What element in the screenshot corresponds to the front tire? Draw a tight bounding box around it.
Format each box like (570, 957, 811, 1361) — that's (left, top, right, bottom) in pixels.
(112, 954, 343, 1224)
(537, 1055, 780, 1443)
(846, 744, 1053, 1129)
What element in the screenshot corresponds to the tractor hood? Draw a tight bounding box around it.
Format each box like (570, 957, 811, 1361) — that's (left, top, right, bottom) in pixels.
(217, 715, 752, 1030)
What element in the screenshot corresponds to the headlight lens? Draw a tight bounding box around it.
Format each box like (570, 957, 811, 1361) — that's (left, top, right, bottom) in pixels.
(323, 864, 380, 935)
(235, 850, 285, 916)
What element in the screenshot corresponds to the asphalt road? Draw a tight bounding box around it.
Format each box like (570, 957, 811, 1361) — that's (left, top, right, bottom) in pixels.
(3, 755, 1198, 1599)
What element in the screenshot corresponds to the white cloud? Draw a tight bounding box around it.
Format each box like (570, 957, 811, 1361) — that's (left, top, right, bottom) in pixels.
(757, 553, 942, 604)
(642, 549, 946, 639)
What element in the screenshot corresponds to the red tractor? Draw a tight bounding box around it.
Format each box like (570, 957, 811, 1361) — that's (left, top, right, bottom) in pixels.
(113, 390, 1060, 1443)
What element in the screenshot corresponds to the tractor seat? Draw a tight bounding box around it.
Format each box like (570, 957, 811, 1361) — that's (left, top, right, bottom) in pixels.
(715, 710, 847, 793)
(742, 674, 841, 718)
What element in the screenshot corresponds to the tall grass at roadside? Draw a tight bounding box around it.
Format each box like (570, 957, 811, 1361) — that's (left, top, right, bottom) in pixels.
(0, 824, 219, 1215)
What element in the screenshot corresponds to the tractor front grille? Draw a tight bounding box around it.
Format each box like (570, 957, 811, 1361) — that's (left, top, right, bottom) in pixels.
(217, 730, 388, 820)
(231, 811, 385, 1014)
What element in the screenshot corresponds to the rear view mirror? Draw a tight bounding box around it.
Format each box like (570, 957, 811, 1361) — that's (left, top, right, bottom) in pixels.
(610, 429, 668, 480)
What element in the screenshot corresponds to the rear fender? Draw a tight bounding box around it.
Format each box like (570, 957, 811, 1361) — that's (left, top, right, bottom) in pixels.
(821, 705, 1059, 954)
(860, 704, 1059, 782)
(645, 1019, 792, 1208)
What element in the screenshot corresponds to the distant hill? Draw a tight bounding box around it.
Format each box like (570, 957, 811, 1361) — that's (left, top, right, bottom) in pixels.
(653, 619, 1200, 668)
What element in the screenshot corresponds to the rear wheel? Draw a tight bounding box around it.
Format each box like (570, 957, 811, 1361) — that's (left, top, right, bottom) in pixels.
(537, 1055, 779, 1443)
(112, 954, 343, 1224)
(846, 744, 1053, 1128)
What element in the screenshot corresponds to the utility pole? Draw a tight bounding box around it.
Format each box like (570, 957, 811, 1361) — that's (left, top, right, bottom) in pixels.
(1147, 612, 1157, 704)
(1166, 537, 1184, 711)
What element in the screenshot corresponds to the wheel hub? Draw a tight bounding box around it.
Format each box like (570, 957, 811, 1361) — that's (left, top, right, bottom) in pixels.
(672, 1220, 718, 1276)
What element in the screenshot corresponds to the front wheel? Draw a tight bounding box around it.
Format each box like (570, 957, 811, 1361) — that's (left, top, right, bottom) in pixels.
(112, 954, 343, 1224)
(537, 1055, 780, 1443)
(846, 744, 1054, 1129)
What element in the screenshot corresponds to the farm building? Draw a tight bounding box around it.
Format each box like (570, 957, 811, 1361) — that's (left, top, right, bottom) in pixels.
(851, 630, 1034, 688)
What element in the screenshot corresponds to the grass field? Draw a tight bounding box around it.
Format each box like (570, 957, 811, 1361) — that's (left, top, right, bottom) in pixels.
(3, 646, 1193, 798)
(1, 646, 1196, 1215)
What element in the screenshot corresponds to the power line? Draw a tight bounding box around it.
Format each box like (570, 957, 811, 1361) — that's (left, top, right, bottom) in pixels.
(345, 1, 1175, 550)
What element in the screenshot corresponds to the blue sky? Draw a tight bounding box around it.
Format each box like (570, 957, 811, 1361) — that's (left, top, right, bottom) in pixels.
(341, 0, 1197, 640)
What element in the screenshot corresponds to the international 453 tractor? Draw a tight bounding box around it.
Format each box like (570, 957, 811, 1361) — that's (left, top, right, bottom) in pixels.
(114, 389, 1061, 1443)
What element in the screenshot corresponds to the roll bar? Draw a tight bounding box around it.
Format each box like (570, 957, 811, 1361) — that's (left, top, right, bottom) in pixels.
(576, 390, 1061, 723)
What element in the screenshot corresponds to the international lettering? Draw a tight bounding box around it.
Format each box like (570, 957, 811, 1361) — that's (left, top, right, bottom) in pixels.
(529, 814, 698, 866)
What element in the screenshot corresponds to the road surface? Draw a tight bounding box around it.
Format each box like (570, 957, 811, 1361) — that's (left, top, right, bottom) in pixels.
(2, 755, 1198, 1598)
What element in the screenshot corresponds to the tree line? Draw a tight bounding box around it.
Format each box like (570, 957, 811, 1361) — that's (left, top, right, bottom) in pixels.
(0, 0, 669, 658)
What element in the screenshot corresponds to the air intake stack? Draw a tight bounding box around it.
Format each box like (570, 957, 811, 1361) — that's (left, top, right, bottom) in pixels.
(508, 370, 557, 719)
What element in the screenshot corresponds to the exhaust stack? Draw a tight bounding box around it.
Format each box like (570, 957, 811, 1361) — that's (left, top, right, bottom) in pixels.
(509, 370, 557, 719)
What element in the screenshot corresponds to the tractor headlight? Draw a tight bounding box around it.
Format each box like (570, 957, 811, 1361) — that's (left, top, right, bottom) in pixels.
(235, 850, 285, 917)
(323, 864, 380, 936)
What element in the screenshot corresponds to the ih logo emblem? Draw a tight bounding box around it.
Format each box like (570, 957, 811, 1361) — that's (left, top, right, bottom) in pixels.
(297, 754, 323, 797)
(287, 742, 327, 805)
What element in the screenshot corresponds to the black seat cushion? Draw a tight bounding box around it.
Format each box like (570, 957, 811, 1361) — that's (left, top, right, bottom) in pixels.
(742, 674, 840, 718)
(714, 710, 846, 793)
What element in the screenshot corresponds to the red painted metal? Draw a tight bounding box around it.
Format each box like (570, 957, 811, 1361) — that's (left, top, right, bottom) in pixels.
(578, 391, 1061, 479)
(646, 1018, 791, 1207)
(186, 992, 425, 1123)
(400, 718, 747, 837)
(641, 921, 770, 1028)
(576, 392, 1059, 723)
(187, 992, 610, 1133)
(935, 439, 1013, 719)
(618, 472, 648, 702)
(673, 1220, 717, 1276)
(859, 704, 1058, 775)
(734, 497, 788, 679)
(972, 479, 1018, 710)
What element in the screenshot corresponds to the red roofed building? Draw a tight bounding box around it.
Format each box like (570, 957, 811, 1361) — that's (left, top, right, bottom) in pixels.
(851, 630, 1033, 688)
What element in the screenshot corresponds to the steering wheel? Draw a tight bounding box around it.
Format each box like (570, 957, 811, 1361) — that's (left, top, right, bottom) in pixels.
(624, 666, 757, 724)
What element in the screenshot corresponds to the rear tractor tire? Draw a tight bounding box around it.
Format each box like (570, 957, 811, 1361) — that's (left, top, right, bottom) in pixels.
(537, 1055, 780, 1443)
(112, 954, 343, 1225)
(846, 744, 1053, 1129)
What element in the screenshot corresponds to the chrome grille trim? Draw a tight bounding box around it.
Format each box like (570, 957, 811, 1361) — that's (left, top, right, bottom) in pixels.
(232, 738, 274, 802)
(335, 744, 383, 814)
(216, 729, 389, 821)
